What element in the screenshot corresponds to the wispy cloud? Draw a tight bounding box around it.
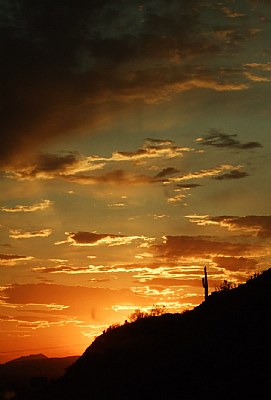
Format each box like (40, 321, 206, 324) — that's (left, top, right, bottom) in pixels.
(167, 189, 188, 204)
(167, 164, 244, 182)
(245, 62, 271, 71)
(195, 129, 262, 150)
(186, 215, 271, 238)
(7, 152, 105, 180)
(6, 139, 193, 182)
(244, 71, 271, 82)
(213, 170, 249, 180)
(176, 183, 202, 189)
(212, 256, 258, 271)
(55, 231, 153, 247)
(104, 138, 192, 161)
(0, 283, 149, 324)
(63, 170, 155, 186)
(9, 229, 52, 239)
(154, 167, 180, 179)
(32, 265, 99, 274)
(3, 139, 250, 194)
(0, 253, 34, 266)
(0, 200, 53, 213)
(152, 235, 264, 259)
(221, 6, 245, 18)
(167, 182, 203, 204)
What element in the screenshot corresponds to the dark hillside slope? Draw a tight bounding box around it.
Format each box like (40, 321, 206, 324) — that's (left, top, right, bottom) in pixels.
(48, 269, 271, 399)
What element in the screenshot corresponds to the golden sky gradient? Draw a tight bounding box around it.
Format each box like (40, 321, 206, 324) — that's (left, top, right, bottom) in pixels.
(1, 0, 271, 363)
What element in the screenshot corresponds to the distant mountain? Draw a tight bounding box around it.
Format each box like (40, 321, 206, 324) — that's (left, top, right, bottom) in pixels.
(19, 270, 271, 399)
(4, 354, 48, 365)
(0, 354, 79, 398)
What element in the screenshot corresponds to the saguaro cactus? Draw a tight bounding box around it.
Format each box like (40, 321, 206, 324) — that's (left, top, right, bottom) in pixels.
(202, 265, 209, 301)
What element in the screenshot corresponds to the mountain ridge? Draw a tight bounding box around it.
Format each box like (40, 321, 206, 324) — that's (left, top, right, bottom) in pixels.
(3, 354, 48, 366)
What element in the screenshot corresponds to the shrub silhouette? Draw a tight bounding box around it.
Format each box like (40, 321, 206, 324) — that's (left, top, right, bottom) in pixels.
(215, 279, 237, 292)
(128, 309, 148, 322)
(149, 304, 167, 316)
(129, 305, 167, 321)
(103, 323, 121, 334)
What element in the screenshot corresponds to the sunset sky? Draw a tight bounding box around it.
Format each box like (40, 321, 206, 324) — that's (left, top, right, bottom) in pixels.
(1, 0, 271, 363)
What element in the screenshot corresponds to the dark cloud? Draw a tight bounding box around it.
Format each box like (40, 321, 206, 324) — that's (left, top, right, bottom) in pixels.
(2, 134, 180, 179)
(214, 169, 249, 180)
(196, 129, 262, 150)
(57, 231, 148, 247)
(30, 153, 79, 173)
(67, 231, 124, 245)
(0, 283, 146, 319)
(115, 138, 192, 161)
(212, 256, 258, 271)
(6, 138, 191, 181)
(144, 138, 173, 146)
(1, 1, 252, 167)
(33, 265, 96, 274)
(0, 253, 30, 261)
(6, 151, 105, 180)
(146, 277, 205, 288)
(65, 170, 154, 185)
(7, 152, 81, 179)
(155, 167, 180, 179)
(116, 149, 149, 159)
(0, 253, 33, 265)
(176, 183, 202, 188)
(153, 235, 262, 258)
(208, 215, 271, 238)
(61, 164, 251, 188)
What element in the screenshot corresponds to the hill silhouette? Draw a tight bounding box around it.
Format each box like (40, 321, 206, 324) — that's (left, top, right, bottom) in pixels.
(21, 270, 271, 399)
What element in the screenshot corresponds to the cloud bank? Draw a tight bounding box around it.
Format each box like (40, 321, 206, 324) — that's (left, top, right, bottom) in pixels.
(1, 0, 262, 166)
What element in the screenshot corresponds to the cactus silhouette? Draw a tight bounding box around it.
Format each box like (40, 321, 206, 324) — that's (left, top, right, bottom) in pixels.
(202, 265, 209, 301)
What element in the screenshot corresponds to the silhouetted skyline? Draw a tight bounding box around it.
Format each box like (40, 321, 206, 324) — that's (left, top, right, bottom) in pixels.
(0, 0, 271, 362)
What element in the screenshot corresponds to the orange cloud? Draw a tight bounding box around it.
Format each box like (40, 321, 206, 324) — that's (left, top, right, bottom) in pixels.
(221, 6, 245, 18)
(0, 283, 148, 324)
(55, 231, 152, 247)
(141, 277, 203, 288)
(212, 256, 259, 271)
(167, 164, 245, 183)
(3, 138, 195, 187)
(0, 200, 53, 213)
(187, 215, 271, 237)
(0, 253, 34, 266)
(213, 170, 249, 180)
(32, 265, 102, 274)
(152, 235, 264, 259)
(245, 62, 271, 71)
(6, 152, 105, 180)
(195, 130, 262, 150)
(9, 229, 52, 239)
(167, 190, 188, 204)
(244, 71, 271, 82)
(63, 170, 154, 186)
(99, 138, 192, 161)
